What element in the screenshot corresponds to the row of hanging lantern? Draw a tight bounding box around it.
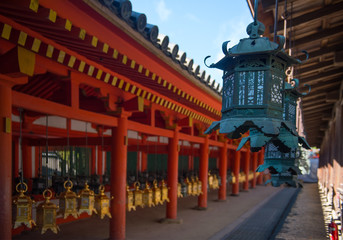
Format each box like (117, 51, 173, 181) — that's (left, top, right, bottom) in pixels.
(208, 171, 220, 190)
(126, 179, 170, 211)
(179, 176, 203, 198)
(204, 0, 310, 187)
(13, 180, 113, 234)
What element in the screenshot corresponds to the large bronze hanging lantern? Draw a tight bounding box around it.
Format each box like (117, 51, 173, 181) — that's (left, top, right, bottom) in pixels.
(58, 179, 79, 219)
(133, 181, 144, 208)
(152, 180, 163, 205)
(204, 0, 309, 152)
(36, 189, 59, 234)
(126, 185, 136, 211)
(95, 185, 112, 219)
(160, 179, 170, 203)
(13, 182, 36, 229)
(142, 182, 155, 207)
(191, 177, 198, 196)
(78, 182, 97, 215)
(257, 142, 302, 187)
(185, 177, 192, 196)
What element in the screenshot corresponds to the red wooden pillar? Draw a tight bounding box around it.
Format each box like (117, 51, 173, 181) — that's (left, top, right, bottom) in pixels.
(188, 155, 193, 170)
(166, 127, 179, 219)
(22, 140, 32, 190)
(0, 75, 25, 240)
(218, 140, 228, 200)
(232, 151, 241, 195)
(91, 146, 96, 175)
(243, 150, 250, 191)
(198, 136, 209, 209)
(251, 152, 258, 188)
(257, 150, 264, 185)
(109, 112, 129, 240)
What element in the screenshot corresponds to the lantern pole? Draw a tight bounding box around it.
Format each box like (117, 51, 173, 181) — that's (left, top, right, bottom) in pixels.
(45, 114, 49, 189)
(253, 0, 259, 24)
(274, 0, 279, 42)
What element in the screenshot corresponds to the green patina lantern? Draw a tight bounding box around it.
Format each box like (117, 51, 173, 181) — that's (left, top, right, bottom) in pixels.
(204, 0, 309, 152)
(256, 142, 302, 187)
(236, 79, 310, 153)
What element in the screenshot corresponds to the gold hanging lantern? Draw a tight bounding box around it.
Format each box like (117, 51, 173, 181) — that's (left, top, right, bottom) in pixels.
(58, 180, 79, 219)
(161, 180, 170, 203)
(36, 189, 59, 234)
(185, 177, 192, 196)
(126, 185, 136, 211)
(78, 182, 97, 215)
(177, 183, 183, 198)
(191, 177, 198, 196)
(152, 180, 163, 205)
(208, 172, 214, 189)
(142, 182, 155, 207)
(133, 181, 144, 208)
(212, 175, 220, 190)
(196, 177, 203, 195)
(95, 185, 112, 219)
(13, 182, 36, 229)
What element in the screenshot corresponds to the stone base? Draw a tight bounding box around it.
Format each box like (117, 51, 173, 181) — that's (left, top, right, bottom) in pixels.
(192, 206, 207, 211)
(158, 218, 183, 224)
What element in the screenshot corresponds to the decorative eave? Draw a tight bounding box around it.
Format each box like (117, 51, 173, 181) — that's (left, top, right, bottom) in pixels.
(82, 0, 222, 100)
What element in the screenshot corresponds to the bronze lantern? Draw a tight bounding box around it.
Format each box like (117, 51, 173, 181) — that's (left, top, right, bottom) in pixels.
(204, 0, 309, 153)
(36, 189, 59, 234)
(13, 182, 36, 229)
(95, 185, 112, 219)
(160, 180, 170, 203)
(78, 182, 97, 215)
(142, 182, 155, 207)
(133, 181, 144, 208)
(58, 180, 79, 219)
(126, 185, 136, 211)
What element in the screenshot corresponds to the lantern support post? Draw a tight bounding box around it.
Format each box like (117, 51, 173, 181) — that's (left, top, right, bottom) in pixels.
(218, 140, 228, 200)
(0, 75, 27, 239)
(232, 151, 241, 196)
(166, 126, 180, 220)
(109, 111, 130, 240)
(198, 135, 209, 209)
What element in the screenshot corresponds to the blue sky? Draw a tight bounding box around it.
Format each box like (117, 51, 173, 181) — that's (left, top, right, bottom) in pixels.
(130, 0, 253, 86)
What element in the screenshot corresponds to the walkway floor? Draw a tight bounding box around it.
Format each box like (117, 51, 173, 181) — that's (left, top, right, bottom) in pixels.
(13, 183, 326, 240)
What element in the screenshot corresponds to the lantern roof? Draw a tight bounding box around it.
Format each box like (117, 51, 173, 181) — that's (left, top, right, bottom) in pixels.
(285, 79, 310, 98)
(206, 20, 301, 71)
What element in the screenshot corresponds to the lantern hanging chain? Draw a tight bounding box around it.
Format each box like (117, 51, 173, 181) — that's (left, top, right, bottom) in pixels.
(18, 108, 23, 186)
(253, 0, 259, 24)
(273, 0, 279, 42)
(146, 135, 149, 180)
(101, 125, 104, 184)
(136, 132, 139, 183)
(282, 0, 288, 49)
(45, 114, 49, 189)
(67, 119, 70, 181)
(181, 140, 184, 176)
(154, 136, 158, 179)
(85, 122, 88, 160)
